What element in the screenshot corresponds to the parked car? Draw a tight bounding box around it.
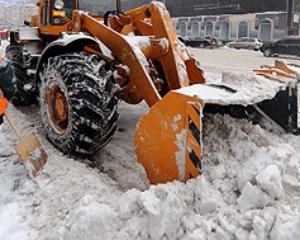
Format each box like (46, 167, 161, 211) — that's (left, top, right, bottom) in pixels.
(227, 37, 263, 50)
(178, 36, 215, 48)
(261, 37, 300, 57)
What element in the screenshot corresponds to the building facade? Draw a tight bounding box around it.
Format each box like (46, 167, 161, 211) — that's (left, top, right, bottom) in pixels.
(172, 0, 300, 42)
(0, 0, 299, 42)
(118, 0, 300, 42)
(167, 0, 287, 17)
(174, 12, 296, 42)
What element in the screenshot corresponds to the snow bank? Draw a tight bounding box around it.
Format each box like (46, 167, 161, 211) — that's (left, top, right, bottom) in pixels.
(176, 71, 288, 106)
(0, 106, 299, 240)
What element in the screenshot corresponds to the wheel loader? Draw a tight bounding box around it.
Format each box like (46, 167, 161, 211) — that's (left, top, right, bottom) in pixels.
(4, 0, 300, 184)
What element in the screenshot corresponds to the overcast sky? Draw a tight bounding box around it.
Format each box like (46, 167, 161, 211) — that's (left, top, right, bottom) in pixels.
(0, 0, 35, 5)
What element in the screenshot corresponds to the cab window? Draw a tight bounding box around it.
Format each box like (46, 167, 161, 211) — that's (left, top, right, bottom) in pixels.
(51, 0, 76, 25)
(64, 1, 76, 19)
(79, 0, 114, 16)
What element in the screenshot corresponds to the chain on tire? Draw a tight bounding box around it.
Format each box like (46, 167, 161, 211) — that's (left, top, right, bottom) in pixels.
(39, 52, 120, 155)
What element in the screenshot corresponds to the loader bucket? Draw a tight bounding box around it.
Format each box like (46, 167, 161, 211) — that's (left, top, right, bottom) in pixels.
(135, 91, 204, 184)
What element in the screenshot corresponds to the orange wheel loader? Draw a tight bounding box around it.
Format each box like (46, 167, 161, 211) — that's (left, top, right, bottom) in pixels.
(4, 0, 300, 184)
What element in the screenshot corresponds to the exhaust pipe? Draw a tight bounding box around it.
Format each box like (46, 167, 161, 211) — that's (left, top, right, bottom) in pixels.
(116, 0, 121, 12)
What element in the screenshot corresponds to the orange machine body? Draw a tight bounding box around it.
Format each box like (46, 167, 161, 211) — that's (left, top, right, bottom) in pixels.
(23, 1, 206, 184)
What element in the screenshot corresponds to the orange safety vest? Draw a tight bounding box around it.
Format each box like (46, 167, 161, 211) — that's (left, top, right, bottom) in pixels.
(0, 88, 8, 115)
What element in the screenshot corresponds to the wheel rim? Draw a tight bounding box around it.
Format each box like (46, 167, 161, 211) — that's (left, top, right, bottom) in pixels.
(46, 83, 69, 134)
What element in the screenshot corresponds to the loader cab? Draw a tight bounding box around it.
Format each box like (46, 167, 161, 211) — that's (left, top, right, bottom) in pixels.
(38, 0, 79, 36)
(49, 0, 77, 25)
(37, 0, 118, 37)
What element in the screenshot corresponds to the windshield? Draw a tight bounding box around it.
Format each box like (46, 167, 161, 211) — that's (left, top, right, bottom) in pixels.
(64, 1, 76, 18)
(79, 0, 115, 16)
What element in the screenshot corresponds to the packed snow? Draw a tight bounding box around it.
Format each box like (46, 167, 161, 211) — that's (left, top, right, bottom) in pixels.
(0, 102, 299, 240)
(176, 71, 288, 106)
(1, 40, 300, 240)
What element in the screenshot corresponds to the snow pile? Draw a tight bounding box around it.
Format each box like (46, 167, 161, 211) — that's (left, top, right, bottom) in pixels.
(177, 71, 288, 106)
(0, 106, 299, 240)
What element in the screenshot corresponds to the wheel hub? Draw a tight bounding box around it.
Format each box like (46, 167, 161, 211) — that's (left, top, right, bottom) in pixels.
(46, 84, 69, 134)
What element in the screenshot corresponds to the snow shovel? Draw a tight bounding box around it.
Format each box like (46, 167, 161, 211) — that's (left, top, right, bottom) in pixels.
(4, 113, 48, 177)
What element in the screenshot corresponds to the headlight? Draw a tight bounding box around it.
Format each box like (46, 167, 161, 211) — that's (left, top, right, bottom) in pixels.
(54, 0, 64, 10)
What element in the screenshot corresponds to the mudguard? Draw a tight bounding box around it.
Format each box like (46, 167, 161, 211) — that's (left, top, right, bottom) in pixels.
(34, 32, 113, 89)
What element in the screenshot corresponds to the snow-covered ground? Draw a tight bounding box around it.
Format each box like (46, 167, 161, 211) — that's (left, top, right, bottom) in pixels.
(0, 40, 9, 56)
(191, 47, 300, 79)
(0, 46, 300, 240)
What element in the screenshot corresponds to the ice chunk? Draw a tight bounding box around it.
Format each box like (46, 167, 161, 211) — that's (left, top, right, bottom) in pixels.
(253, 215, 267, 240)
(255, 165, 284, 199)
(66, 201, 117, 240)
(194, 177, 224, 214)
(138, 190, 161, 215)
(270, 215, 300, 240)
(235, 228, 250, 240)
(237, 182, 270, 213)
(282, 156, 300, 187)
(261, 207, 277, 233)
(118, 189, 140, 219)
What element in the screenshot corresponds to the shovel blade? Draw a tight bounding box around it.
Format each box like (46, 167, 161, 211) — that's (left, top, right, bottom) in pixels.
(135, 91, 204, 184)
(15, 133, 48, 177)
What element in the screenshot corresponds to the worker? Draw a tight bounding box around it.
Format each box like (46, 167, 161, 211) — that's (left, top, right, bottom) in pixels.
(0, 55, 15, 125)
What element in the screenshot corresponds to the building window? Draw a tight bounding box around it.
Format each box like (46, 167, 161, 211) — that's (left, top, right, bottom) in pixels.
(205, 21, 214, 37)
(238, 21, 248, 38)
(191, 22, 200, 37)
(179, 22, 187, 36)
(259, 19, 272, 42)
(219, 22, 229, 41)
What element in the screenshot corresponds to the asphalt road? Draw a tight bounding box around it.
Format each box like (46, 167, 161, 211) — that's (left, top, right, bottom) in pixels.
(189, 47, 300, 78)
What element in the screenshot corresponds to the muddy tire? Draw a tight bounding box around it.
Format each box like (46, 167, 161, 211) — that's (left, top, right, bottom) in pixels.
(39, 52, 119, 155)
(5, 45, 35, 105)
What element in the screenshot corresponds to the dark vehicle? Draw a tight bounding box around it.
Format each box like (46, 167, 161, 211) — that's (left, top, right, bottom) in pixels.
(178, 36, 213, 48)
(205, 36, 219, 48)
(261, 37, 300, 57)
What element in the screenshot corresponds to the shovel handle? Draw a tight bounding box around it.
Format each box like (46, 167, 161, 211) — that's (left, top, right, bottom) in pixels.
(4, 113, 22, 140)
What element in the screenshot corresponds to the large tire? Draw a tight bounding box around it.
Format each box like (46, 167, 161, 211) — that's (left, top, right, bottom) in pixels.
(39, 52, 119, 155)
(5, 45, 35, 105)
